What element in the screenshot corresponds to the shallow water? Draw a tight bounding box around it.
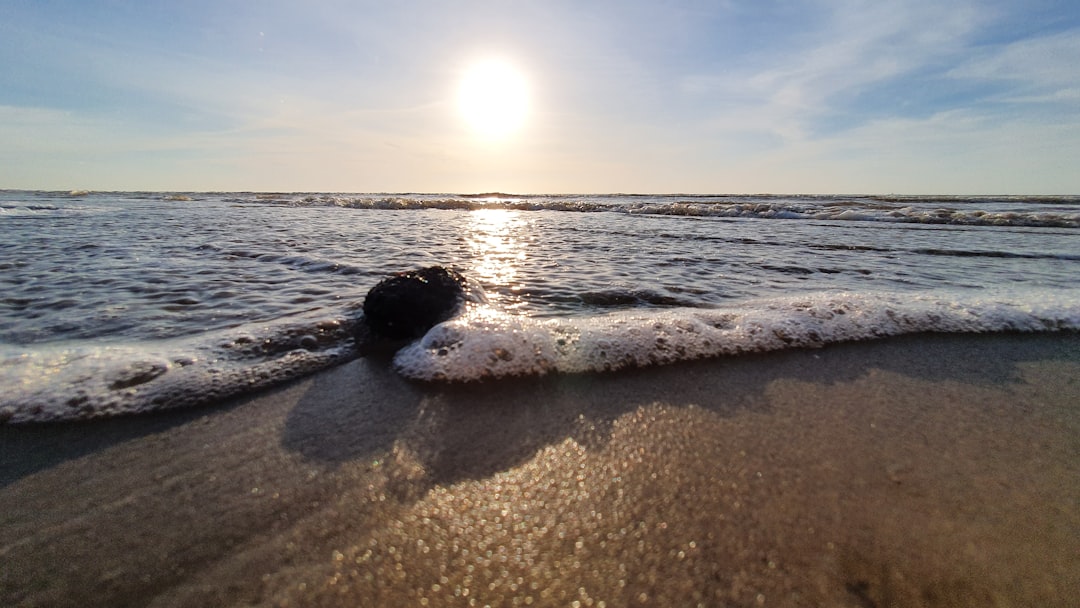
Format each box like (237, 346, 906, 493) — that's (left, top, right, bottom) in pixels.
(2, 190, 1079, 421)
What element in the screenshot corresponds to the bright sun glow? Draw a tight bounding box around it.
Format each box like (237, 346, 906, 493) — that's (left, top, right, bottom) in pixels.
(458, 59, 529, 140)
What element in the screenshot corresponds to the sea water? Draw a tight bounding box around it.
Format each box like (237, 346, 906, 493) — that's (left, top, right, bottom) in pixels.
(2, 190, 1078, 422)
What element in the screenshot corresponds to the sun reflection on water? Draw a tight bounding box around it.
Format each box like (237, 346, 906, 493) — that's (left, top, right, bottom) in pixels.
(466, 208, 528, 311)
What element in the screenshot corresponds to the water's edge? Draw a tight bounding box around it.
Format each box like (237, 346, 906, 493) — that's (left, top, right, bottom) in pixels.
(4, 290, 1079, 423)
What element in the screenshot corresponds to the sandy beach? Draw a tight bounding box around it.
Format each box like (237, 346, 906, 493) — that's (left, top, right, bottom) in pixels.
(2, 332, 1078, 607)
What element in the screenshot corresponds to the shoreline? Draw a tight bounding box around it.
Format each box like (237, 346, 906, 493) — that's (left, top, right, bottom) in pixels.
(2, 332, 1078, 606)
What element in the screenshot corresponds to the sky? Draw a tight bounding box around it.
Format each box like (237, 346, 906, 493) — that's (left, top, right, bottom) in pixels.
(1, 0, 1078, 194)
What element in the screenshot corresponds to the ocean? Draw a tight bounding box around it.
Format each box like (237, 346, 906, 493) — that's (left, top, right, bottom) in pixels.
(2, 190, 1078, 423)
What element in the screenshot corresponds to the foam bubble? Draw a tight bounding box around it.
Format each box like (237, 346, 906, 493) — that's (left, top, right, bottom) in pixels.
(393, 291, 1080, 382)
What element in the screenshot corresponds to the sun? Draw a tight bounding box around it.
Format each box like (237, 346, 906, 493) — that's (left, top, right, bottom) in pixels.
(457, 59, 529, 140)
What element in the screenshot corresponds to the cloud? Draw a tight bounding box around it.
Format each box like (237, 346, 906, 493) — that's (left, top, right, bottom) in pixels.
(684, 1, 984, 140)
(727, 106, 1080, 194)
(753, 2, 979, 103)
(948, 28, 1080, 103)
(664, 1, 1080, 194)
(0, 105, 110, 152)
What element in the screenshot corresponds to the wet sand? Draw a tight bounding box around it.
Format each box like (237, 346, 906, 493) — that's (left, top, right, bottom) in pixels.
(2, 333, 1078, 607)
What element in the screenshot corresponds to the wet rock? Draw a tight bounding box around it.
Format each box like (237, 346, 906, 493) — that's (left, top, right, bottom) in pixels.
(361, 266, 474, 343)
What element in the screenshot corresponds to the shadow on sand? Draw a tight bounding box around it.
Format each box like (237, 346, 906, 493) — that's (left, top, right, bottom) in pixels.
(2, 332, 1074, 490)
(279, 331, 1079, 490)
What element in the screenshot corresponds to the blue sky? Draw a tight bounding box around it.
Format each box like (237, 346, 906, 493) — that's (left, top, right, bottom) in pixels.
(1, 0, 1078, 193)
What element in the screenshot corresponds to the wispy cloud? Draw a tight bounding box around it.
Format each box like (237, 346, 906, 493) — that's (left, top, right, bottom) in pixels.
(948, 28, 1080, 105)
(686, 1, 985, 140)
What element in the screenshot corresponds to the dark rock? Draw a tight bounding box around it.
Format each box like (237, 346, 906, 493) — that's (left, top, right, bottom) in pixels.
(361, 266, 475, 342)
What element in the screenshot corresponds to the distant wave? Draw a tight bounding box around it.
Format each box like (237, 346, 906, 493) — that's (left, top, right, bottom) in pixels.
(246, 194, 1080, 229)
(633, 201, 1080, 228)
(7, 191, 1077, 228)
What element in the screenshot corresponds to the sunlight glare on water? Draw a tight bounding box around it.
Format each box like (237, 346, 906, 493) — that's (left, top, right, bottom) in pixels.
(465, 208, 529, 311)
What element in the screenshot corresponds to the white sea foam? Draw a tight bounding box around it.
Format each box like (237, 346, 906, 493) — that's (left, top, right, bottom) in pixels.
(0, 203, 108, 218)
(393, 291, 1080, 382)
(0, 314, 356, 424)
(3, 289, 1077, 423)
